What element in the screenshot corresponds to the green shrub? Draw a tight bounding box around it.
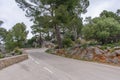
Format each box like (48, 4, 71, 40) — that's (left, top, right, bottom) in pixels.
(100, 46, 107, 50)
(62, 38, 73, 48)
(54, 45, 59, 49)
(100, 43, 116, 50)
(88, 41, 98, 46)
(81, 43, 88, 49)
(46, 49, 54, 54)
(75, 39, 81, 44)
(0, 53, 4, 58)
(14, 47, 22, 55)
(64, 32, 74, 41)
(106, 44, 115, 48)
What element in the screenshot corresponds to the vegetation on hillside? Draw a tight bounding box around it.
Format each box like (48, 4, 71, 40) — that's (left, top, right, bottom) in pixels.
(1, 1, 120, 60)
(0, 22, 28, 55)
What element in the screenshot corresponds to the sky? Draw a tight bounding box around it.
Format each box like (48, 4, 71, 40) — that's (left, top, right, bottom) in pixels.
(0, 0, 33, 39)
(82, 0, 120, 18)
(0, 0, 120, 39)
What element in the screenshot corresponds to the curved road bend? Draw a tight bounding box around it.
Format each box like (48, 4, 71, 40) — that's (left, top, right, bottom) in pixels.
(0, 48, 120, 80)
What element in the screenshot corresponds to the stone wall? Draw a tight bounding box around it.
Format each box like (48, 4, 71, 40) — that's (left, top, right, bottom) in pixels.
(0, 54, 28, 70)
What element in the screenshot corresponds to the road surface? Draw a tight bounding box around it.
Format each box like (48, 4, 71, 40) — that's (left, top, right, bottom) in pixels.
(0, 48, 120, 80)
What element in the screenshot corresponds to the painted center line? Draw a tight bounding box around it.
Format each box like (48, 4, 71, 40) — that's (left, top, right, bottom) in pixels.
(29, 56, 35, 61)
(43, 67, 53, 74)
(34, 61, 40, 64)
(29, 56, 40, 64)
(29, 56, 53, 74)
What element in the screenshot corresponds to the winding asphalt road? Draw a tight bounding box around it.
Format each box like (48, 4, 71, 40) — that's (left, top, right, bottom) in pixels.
(0, 48, 120, 80)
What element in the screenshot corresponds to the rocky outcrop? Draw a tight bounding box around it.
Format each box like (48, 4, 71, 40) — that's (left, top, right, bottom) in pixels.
(42, 41, 55, 48)
(55, 46, 120, 64)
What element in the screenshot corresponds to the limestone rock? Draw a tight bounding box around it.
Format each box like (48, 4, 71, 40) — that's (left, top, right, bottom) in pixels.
(114, 50, 120, 56)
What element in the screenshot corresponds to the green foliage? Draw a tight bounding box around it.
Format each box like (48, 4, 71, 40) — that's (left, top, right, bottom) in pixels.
(0, 53, 4, 58)
(100, 10, 117, 18)
(78, 40, 98, 49)
(5, 23, 28, 51)
(82, 24, 94, 40)
(0, 20, 3, 26)
(67, 16, 83, 41)
(82, 17, 120, 44)
(75, 39, 81, 44)
(45, 48, 54, 54)
(81, 43, 88, 49)
(15, 0, 89, 48)
(64, 32, 74, 41)
(100, 46, 107, 50)
(100, 10, 120, 23)
(25, 36, 36, 48)
(88, 41, 98, 46)
(100, 43, 119, 50)
(62, 38, 73, 48)
(13, 47, 22, 55)
(55, 5, 70, 24)
(5, 31, 16, 51)
(0, 27, 7, 42)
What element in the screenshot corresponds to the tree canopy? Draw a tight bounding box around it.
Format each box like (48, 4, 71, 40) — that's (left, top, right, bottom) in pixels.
(5, 23, 28, 51)
(0, 20, 3, 26)
(15, 0, 89, 48)
(0, 27, 7, 43)
(82, 10, 120, 44)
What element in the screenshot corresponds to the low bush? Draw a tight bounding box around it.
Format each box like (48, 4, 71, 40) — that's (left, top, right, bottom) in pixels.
(88, 41, 98, 46)
(13, 47, 22, 55)
(81, 43, 88, 49)
(0, 53, 4, 59)
(62, 38, 73, 48)
(100, 46, 107, 50)
(45, 49, 54, 54)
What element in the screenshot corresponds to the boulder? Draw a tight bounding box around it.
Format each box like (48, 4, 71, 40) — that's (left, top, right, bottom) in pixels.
(70, 49, 78, 55)
(72, 54, 80, 59)
(80, 50, 87, 59)
(93, 54, 106, 63)
(84, 53, 93, 60)
(106, 58, 113, 63)
(114, 50, 120, 56)
(42, 41, 55, 48)
(106, 57, 119, 64)
(105, 52, 116, 58)
(112, 57, 119, 64)
(84, 48, 94, 60)
(94, 47, 105, 55)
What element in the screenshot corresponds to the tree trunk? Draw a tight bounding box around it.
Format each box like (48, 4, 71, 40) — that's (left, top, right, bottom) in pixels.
(47, 31, 50, 40)
(50, 5, 62, 48)
(54, 25, 62, 49)
(38, 32, 43, 47)
(73, 27, 77, 41)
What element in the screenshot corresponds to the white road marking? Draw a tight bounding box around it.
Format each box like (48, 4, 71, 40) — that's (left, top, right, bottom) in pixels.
(29, 56, 35, 61)
(29, 56, 53, 74)
(29, 56, 40, 64)
(43, 67, 53, 74)
(34, 61, 40, 64)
